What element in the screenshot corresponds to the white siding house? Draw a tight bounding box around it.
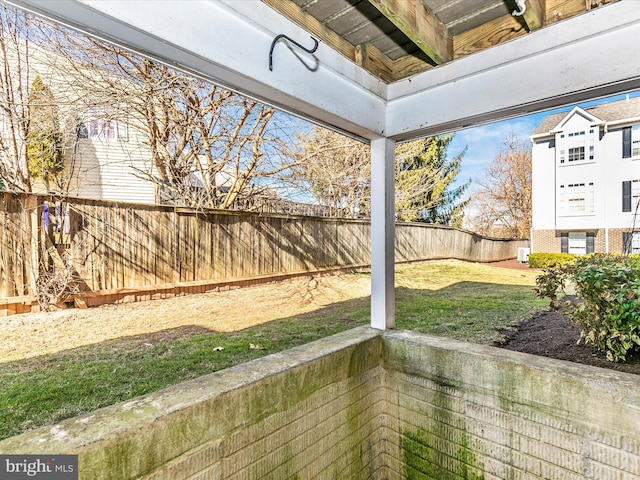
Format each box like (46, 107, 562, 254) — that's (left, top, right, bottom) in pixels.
(68, 111, 155, 204)
(0, 43, 157, 204)
(530, 95, 640, 254)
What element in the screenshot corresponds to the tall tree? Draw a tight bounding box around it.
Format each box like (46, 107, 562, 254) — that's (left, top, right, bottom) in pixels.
(0, 4, 33, 192)
(468, 134, 532, 238)
(0, 5, 82, 194)
(45, 28, 298, 210)
(26, 75, 63, 189)
(291, 127, 469, 223)
(290, 126, 370, 217)
(395, 134, 469, 225)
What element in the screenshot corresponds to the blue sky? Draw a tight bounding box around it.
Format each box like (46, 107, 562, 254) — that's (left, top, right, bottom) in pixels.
(449, 90, 640, 196)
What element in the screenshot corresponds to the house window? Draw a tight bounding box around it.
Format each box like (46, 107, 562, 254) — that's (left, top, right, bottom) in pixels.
(622, 179, 640, 212)
(623, 232, 640, 254)
(561, 232, 594, 254)
(622, 126, 640, 158)
(560, 182, 594, 214)
(558, 129, 595, 164)
(568, 146, 585, 162)
(79, 107, 128, 141)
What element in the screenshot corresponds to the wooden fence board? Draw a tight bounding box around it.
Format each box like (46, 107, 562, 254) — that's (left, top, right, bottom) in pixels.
(0, 193, 527, 297)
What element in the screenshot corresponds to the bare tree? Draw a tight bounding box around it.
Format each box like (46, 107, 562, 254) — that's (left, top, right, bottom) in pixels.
(468, 134, 532, 238)
(290, 125, 371, 217)
(45, 28, 299, 210)
(0, 5, 97, 195)
(0, 4, 34, 192)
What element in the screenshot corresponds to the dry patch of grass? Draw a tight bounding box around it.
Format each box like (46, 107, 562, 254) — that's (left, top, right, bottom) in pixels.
(0, 273, 371, 362)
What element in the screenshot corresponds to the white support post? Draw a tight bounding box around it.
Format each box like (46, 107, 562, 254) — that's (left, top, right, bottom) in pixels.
(370, 137, 395, 330)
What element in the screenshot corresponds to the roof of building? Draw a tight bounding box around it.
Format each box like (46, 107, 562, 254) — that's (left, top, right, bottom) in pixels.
(531, 95, 640, 136)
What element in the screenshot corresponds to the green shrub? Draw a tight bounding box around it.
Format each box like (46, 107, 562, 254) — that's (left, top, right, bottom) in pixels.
(528, 252, 576, 269)
(534, 265, 571, 310)
(535, 255, 640, 362)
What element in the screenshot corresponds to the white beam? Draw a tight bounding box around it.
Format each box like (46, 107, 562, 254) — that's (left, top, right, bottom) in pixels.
(370, 137, 395, 330)
(7, 0, 387, 141)
(386, 1, 640, 140)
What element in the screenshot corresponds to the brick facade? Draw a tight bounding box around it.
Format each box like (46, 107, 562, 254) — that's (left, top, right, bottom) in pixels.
(532, 228, 633, 254)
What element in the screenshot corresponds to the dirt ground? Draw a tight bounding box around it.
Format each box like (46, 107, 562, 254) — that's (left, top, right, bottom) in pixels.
(499, 308, 640, 375)
(492, 260, 640, 374)
(2, 260, 638, 374)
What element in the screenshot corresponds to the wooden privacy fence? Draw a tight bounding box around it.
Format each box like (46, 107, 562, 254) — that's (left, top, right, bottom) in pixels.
(0, 192, 528, 298)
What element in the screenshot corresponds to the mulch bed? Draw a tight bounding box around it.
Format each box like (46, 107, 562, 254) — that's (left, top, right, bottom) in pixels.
(498, 302, 640, 375)
(491, 259, 640, 374)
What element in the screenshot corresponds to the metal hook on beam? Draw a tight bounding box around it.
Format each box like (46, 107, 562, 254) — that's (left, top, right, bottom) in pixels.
(269, 34, 319, 71)
(512, 0, 526, 16)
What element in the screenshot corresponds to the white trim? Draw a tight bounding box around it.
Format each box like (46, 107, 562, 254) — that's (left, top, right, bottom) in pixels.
(6, 0, 387, 141)
(550, 107, 603, 134)
(385, 2, 640, 140)
(605, 116, 640, 127)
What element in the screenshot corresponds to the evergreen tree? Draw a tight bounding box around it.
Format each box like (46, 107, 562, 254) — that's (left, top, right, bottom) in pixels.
(26, 75, 64, 187)
(293, 127, 469, 225)
(395, 134, 469, 226)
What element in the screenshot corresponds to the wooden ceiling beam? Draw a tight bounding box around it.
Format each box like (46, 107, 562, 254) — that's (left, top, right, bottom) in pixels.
(519, 0, 546, 31)
(368, 0, 453, 65)
(261, 0, 356, 62)
(453, 12, 526, 59)
(355, 43, 394, 83)
(392, 55, 433, 81)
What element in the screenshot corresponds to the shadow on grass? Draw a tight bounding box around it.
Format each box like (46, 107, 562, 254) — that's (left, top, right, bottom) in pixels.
(0, 281, 542, 440)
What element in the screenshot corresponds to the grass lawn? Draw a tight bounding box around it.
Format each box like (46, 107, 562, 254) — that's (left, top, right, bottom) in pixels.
(0, 260, 545, 440)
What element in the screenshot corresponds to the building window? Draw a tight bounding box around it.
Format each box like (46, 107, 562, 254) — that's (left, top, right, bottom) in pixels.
(622, 126, 640, 158)
(561, 232, 594, 254)
(568, 146, 585, 162)
(623, 232, 640, 254)
(557, 129, 595, 164)
(560, 182, 594, 214)
(78, 107, 128, 141)
(622, 179, 640, 212)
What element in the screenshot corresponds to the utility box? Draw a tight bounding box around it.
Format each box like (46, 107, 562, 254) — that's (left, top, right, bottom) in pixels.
(517, 247, 530, 263)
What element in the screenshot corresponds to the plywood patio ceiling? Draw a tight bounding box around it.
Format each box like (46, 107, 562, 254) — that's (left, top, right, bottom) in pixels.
(264, 0, 618, 81)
